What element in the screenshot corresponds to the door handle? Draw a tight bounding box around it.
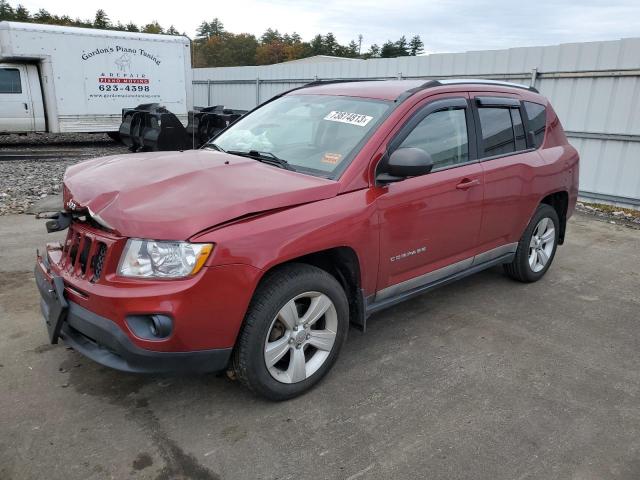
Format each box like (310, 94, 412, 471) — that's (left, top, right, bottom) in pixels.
(23, 103, 29, 111)
(456, 178, 480, 190)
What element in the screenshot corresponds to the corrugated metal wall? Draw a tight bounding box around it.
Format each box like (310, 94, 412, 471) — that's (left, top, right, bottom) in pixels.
(192, 38, 640, 208)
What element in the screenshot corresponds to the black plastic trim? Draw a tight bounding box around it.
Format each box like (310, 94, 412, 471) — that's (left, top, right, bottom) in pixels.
(50, 301, 231, 374)
(365, 253, 515, 316)
(394, 80, 442, 102)
(478, 148, 536, 163)
(475, 96, 521, 107)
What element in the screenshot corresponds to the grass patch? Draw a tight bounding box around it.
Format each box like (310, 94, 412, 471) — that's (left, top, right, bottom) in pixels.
(579, 201, 640, 218)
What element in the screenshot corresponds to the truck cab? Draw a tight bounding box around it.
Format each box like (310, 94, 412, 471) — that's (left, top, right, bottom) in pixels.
(0, 63, 45, 133)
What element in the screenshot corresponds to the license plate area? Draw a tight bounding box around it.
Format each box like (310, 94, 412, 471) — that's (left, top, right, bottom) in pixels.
(36, 267, 69, 344)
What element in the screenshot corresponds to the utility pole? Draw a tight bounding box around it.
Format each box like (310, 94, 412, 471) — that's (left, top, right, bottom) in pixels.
(358, 34, 363, 55)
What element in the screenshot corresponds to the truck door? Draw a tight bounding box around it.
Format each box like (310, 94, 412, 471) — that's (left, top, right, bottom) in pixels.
(0, 65, 34, 133)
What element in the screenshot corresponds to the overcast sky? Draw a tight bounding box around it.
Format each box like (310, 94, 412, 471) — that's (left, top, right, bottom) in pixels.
(18, 0, 640, 53)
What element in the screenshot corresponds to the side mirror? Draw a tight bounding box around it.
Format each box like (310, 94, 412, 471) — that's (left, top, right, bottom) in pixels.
(377, 147, 434, 184)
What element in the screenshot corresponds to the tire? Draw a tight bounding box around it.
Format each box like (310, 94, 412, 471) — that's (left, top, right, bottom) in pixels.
(232, 263, 349, 401)
(504, 204, 560, 283)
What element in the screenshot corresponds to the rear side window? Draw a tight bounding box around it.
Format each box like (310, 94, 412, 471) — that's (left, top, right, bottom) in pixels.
(0, 68, 22, 94)
(478, 108, 515, 156)
(523, 102, 547, 148)
(398, 108, 469, 169)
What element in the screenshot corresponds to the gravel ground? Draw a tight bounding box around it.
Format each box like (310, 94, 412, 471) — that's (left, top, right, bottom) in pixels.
(576, 201, 640, 228)
(0, 133, 127, 215)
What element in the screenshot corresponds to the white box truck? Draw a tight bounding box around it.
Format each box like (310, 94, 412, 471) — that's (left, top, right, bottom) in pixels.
(0, 21, 192, 135)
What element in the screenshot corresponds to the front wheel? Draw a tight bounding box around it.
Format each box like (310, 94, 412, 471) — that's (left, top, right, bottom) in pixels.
(232, 264, 349, 401)
(504, 204, 559, 282)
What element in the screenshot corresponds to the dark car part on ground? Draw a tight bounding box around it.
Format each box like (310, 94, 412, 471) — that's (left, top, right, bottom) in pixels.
(118, 103, 246, 152)
(118, 103, 191, 152)
(186, 106, 246, 150)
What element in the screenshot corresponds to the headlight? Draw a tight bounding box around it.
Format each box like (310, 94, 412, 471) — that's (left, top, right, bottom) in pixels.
(118, 239, 213, 279)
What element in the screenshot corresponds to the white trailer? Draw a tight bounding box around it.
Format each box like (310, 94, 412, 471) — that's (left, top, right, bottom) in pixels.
(0, 21, 192, 134)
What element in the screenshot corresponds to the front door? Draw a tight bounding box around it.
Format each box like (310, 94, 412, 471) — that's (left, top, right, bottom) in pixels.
(375, 95, 484, 302)
(0, 65, 34, 133)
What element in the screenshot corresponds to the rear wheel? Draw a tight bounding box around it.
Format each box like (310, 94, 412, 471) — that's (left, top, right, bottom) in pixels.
(232, 264, 349, 400)
(504, 204, 559, 282)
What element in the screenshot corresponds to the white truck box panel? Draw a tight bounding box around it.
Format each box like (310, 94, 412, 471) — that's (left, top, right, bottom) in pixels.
(0, 22, 192, 133)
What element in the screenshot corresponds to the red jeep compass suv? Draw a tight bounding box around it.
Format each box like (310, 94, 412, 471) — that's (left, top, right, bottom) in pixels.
(36, 79, 579, 400)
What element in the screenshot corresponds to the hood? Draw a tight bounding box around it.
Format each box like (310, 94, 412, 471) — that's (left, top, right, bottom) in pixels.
(63, 150, 339, 240)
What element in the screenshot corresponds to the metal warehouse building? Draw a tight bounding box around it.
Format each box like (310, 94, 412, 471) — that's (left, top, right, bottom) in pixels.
(192, 37, 640, 208)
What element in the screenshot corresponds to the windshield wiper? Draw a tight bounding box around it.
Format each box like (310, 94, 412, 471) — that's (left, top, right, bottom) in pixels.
(204, 143, 226, 153)
(227, 150, 295, 171)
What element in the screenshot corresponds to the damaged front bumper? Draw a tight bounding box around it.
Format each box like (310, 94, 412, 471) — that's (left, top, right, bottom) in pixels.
(34, 259, 232, 373)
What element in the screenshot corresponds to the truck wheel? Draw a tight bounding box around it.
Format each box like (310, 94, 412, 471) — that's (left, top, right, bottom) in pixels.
(233, 264, 349, 401)
(504, 204, 559, 283)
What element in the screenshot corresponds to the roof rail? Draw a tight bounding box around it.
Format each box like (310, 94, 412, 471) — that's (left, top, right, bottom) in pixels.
(438, 78, 539, 93)
(248, 77, 538, 113)
(256, 78, 381, 108)
(395, 80, 442, 102)
(304, 78, 382, 88)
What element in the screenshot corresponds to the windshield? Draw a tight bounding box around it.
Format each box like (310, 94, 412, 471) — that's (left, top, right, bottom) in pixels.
(208, 94, 391, 177)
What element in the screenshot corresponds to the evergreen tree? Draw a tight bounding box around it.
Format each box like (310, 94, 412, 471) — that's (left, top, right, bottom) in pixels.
(208, 18, 224, 36)
(93, 9, 110, 29)
(380, 40, 397, 58)
(14, 4, 29, 21)
(260, 28, 282, 44)
(32, 9, 52, 23)
(0, 0, 15, 20)
(346, 40, 359, 58)
(366, 44, 381, 58)
(196, 18, 224, 40)
(141, 21, 163, 34)
(322, 32, 339, 55)
(409, 35, 424, 56)
(309, 34, 324, 55)
(394, 35, 410, 56)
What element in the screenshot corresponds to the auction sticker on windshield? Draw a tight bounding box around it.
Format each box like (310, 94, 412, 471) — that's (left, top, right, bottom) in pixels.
(324, 111, 373, 127)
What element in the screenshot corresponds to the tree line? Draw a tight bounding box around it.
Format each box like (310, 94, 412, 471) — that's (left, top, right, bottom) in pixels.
(0, 1, 425, 67)
(0, 1, 178, 34)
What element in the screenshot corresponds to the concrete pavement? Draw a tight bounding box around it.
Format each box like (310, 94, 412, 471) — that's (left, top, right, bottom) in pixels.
(1, 213, 639, 480)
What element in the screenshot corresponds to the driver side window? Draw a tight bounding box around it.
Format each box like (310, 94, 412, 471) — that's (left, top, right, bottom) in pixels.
(398, 108, 469, 170)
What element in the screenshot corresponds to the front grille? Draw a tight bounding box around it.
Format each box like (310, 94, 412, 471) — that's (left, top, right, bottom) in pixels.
(91, 243, 107, 283)
(60, 223, 112, 282)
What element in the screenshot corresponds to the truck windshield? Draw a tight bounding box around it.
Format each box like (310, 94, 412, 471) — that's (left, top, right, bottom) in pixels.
(208, 94, 391, 177)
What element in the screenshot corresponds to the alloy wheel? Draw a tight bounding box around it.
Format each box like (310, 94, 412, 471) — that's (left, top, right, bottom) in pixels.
(264, 291, 338, 384)
(529, 217, 555, 273)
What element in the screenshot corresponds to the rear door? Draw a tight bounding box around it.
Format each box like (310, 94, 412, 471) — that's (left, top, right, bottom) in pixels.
(375, 94, 484, 301)
(470, 93, 546, 252)
(0, 65, 34, 133)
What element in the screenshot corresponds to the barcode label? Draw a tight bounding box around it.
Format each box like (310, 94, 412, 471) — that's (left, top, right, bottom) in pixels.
(323, 111, 373, 127)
